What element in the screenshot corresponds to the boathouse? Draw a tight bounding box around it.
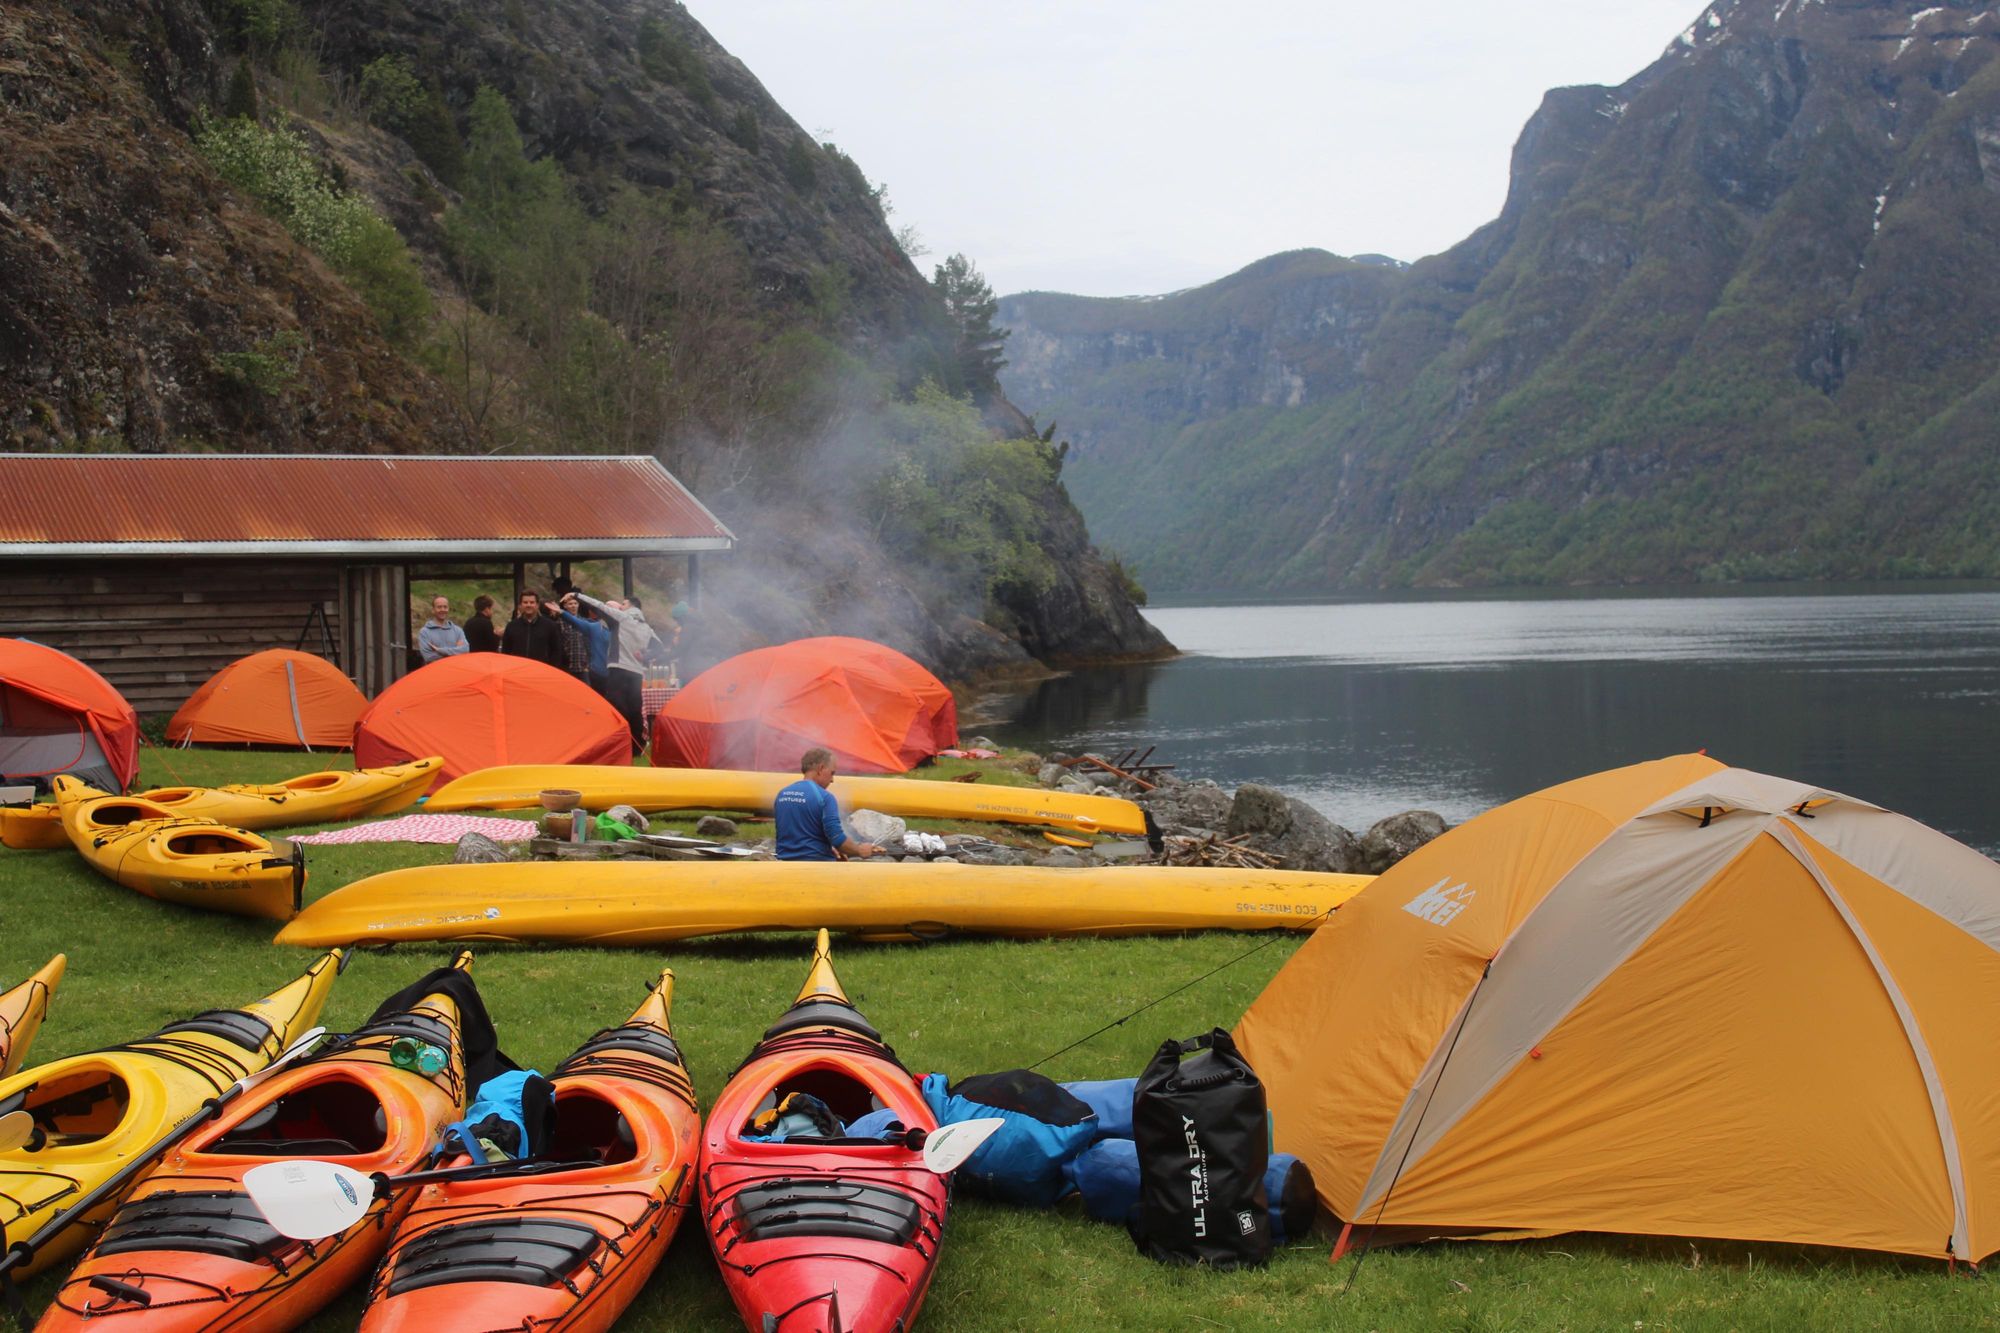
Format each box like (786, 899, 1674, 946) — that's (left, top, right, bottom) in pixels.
(0, 454, 734, 710)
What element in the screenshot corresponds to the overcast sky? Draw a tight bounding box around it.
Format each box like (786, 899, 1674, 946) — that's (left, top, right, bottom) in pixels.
(696, 1, 1706, 298)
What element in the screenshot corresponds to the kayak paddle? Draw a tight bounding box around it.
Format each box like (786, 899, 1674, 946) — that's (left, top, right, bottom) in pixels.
(247, 1155, 603, 1240)
(0, 1025, 329, 1286)
(250, 1117, 1009, 1242)
(0, 1114, 28, 1155)
(917, 1117, 1004, 1173)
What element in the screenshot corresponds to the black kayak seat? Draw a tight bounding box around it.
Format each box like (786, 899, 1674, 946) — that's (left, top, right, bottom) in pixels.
(732, 1178, 921, 1247)
(383, 1218, 603, 1297)
(762, 1001, 880, 1044)
(96, 1191, 288, 1265)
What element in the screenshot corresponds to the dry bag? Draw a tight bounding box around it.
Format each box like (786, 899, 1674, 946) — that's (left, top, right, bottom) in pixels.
(1129, 1028, 1270, 1268)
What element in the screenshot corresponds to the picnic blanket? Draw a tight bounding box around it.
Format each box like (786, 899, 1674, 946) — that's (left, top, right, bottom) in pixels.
(290, 814, 538, 846)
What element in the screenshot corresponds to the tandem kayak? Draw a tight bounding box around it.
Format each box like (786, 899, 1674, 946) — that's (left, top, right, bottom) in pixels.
(130, 758, 443, 831)
(358, 969, 701, 1333)
(53, 778, 306, 921)
(702, 930, 949, 1333)
(424, 764, 1151, 836)
(0, 951, 342, 1279)
(275, 861, 1373, 949)
(0, 955, 64, 1078)
(42, 955, 479, 1331)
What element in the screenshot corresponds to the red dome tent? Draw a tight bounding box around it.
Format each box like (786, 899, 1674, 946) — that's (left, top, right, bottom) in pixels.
(0, 638, 140, 794)
(652, 636, 958, 774)
(168, 649, 368, 750)
(355, 655, 629, 790)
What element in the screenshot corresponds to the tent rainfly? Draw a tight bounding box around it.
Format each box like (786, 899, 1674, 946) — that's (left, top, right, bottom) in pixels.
(1238, 753, 2000, 1264)
(169, 649, 368, 750)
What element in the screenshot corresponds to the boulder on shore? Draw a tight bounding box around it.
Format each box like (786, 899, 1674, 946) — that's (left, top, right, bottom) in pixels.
(1225, 783, 1364, 874)
(1358, 810, 1449, 873)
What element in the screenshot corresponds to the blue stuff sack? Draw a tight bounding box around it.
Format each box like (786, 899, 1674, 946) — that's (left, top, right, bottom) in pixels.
(920, 1070, 1098, 1206)
(461, 1069, 554, 1160)
(1064, 1141, 1316, 1242)
(1060, 1078, 1137, 1140)
(1065, 1137, 1142, 1224)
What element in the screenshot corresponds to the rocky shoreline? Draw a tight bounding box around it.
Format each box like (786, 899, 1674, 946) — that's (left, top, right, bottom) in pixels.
(648, 742, 1449, 874)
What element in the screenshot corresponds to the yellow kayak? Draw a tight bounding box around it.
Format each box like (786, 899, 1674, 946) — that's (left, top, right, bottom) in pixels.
(1, 803, 65, 850)
(426, 764, 1152, 836)
(53, 778, 305, 921)
(122, 757, 442, 830)
(0, 955, 64, 1078)
(276, 861, 1372, 948)
(0, 949, 343, 1277)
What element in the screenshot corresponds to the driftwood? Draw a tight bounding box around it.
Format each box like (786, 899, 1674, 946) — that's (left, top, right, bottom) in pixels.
(1157, 833, 1284, 870)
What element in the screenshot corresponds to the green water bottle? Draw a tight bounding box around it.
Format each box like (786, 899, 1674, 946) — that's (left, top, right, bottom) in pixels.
(390, 1037, 446, 1075)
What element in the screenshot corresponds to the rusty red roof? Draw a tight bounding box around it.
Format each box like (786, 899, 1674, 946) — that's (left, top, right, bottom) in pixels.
(0, 455, 734, 556)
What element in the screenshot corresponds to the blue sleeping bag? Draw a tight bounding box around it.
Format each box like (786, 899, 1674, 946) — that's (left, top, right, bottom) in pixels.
(920, 1070, 1098, 1206)
(1065, 1140, 1318, 1244)
(1060, 1077, 1137, 1140)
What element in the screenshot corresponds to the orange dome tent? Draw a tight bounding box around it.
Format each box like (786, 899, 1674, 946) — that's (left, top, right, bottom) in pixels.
(652, 636, 957, 774)
(355, 654, 629, 790)
(0, 638, 139, 794)
(1238, 753, 2000, 1263)
(168, 649, 367, 750)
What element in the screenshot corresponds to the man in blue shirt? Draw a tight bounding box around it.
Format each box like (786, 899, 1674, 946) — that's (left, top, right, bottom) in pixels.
(774, 748, 883, 862)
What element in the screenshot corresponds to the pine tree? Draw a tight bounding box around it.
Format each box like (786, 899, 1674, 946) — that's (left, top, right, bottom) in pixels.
(932, 253, 1008, 400)
(223, 59, 259, 122)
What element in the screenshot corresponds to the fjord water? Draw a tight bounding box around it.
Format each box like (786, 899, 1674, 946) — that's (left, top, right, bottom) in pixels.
(990, 587, 2000, 856)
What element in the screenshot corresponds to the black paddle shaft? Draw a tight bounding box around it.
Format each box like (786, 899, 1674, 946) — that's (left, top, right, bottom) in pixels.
(372, 1157, 604, 1195)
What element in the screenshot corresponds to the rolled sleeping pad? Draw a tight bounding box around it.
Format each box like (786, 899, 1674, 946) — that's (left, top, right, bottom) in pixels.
(1061, 1077, 1137, 1141)
(1062, 1140, 1317, 1244)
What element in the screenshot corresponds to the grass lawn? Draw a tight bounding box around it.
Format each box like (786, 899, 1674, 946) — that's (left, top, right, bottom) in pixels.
(1, 748, 1988, 1330)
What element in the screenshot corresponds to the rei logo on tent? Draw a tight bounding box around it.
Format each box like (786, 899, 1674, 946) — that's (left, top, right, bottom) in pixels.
(1403, 877, 1475, 927)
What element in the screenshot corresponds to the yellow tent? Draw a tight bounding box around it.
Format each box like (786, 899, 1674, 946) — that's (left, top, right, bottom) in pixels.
(1236, 753, 2000, 1263)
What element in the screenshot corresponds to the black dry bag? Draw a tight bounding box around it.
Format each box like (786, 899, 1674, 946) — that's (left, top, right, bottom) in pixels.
(1128, 1028, 1271, 1268)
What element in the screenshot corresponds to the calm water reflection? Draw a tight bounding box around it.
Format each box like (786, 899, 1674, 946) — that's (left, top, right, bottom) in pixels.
(989, 590, 2000, 855)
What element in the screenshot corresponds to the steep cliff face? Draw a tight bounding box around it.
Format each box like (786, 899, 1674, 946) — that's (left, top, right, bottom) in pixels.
(0, 0, 1167, 679)
(0, 1, 455, 453)
(1003, 0, 2000, 592)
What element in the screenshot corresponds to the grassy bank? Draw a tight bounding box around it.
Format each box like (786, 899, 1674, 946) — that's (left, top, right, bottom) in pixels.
(0, 748, 1984, 1330)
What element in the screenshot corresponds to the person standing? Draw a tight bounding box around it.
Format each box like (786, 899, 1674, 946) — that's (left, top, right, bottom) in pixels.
(576, 591, 663, 753)
(774, 748, 882, 861)
(550, 592, 612, 694)
(501, 589, 564, 666)
(464, 595, 500, 653)
(416, 596, 469, 664)
(546, 592, 592, 685)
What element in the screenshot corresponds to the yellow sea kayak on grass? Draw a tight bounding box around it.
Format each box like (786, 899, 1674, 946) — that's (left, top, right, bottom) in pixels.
(276, 860, 1372, 948)
(426, 763, 1152, 836)
(0, 955, 64, 1078)
(3, 759, 440, 851)
(53, 778, 306, 921)
(1, 804, 66, 850)
(0, 949, 342, 1277)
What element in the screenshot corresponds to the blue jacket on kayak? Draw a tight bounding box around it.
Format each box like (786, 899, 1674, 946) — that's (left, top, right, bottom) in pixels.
(774, 779, 846, 861)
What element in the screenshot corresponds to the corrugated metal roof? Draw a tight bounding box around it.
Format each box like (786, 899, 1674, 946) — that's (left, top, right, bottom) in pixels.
(0, 455, 735, 557)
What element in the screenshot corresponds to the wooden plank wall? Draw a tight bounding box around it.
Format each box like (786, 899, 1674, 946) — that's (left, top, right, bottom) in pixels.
(1, 561, 348, 714)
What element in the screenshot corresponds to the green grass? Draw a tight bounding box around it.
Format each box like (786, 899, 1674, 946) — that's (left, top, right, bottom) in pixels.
(2, 748, 1989, 1329)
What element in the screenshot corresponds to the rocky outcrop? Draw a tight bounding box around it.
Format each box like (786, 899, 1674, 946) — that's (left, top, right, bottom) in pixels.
(1358, 810, 1448, 876)
(0, 3, 457, 453)
(1224, 783, 1365, 875)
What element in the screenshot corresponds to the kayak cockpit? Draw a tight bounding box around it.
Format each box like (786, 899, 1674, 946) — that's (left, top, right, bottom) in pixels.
(1, 1067, 131, 1147)
(547, 1090, 637, 1166)
(214, 1078, 387, 1157)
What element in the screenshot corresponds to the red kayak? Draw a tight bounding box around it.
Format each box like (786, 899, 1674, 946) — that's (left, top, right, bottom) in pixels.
(701, 930, 949, 1333)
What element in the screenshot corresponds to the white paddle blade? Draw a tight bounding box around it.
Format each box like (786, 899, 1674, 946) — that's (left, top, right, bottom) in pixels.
(233, 1025, 329, 1096)
(0, 1110, 32, 1153)
(244, 1159, 376, 1240)
(922, 1117, 1006, 1174)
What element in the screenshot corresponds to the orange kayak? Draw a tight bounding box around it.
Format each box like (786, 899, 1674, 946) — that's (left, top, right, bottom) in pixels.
(41, 955, 478, 1331)
(0, 955, 64, 1078)
(359, 970, 701, 1333)
(701, 931, 949, 1333)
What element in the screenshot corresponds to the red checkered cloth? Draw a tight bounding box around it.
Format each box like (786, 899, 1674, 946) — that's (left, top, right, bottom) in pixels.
(291, 814, 538, 845)
(642, 682, 680, 717)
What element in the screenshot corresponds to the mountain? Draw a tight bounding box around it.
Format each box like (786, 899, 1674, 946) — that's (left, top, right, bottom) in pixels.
(1000, 0, 2000, 592)
(0, 0, 1166, 676)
